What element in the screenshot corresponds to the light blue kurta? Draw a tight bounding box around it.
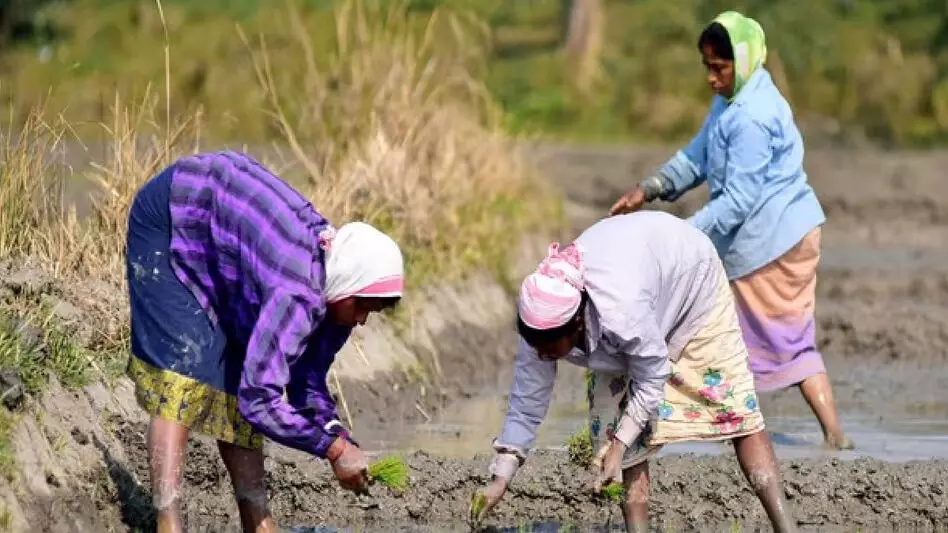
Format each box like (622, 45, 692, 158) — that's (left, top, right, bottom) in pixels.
(658, 68, 825, 280)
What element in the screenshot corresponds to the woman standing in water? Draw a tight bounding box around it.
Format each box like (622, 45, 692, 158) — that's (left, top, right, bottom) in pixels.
(125, 150, 405, 533)
(610, 11, 852, 449)
(475, 212, 797, 532)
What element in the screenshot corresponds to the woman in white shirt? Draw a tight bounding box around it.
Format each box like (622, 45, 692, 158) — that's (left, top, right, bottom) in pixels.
(474, 212, 796, 533)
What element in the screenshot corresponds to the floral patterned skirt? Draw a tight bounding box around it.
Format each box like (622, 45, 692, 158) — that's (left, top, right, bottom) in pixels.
(588, 264, 765, 469)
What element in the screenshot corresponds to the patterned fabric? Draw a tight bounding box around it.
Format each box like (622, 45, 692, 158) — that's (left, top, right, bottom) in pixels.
(713, 10, 768, 99)
(128, 357, 265, 450)
(587, 264, 765, 469)
(731, 227, 827, 392)
(127, 152, 352, 458)
(518, 242, 586, 330)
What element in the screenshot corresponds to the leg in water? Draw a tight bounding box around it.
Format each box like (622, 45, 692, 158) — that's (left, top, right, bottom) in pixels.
(799, 372, 854, 450)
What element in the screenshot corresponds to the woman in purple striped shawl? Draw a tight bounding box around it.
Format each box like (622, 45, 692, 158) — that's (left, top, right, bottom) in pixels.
(125, 151, 405, 533)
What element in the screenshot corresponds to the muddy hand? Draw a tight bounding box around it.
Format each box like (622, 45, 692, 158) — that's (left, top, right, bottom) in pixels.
(327, 437, 370, 494)
(593, 439, 626, 492)
(470, 477, 507, 527)
(609, 186, 647, 216)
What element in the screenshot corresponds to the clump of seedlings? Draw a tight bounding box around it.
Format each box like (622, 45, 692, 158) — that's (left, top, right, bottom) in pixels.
(599, 481, 625, 503)
(565, 425, 593, 467)
(367, 455, 409, 492)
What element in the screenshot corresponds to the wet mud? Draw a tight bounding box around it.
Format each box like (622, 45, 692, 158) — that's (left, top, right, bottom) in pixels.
(3, 144, 948, 531)
(78, 418, 948, 532)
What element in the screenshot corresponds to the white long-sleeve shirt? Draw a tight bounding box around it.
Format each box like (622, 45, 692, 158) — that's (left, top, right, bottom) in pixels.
(497, 211, 722, 454)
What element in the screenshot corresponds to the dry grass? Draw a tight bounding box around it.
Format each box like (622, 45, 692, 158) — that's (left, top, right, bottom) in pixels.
(0, 0, 559, 395)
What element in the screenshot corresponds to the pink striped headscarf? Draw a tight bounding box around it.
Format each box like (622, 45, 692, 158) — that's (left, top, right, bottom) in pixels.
(518, 241, 585, 330)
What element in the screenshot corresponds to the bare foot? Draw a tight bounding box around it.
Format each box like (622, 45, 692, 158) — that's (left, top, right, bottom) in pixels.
(824, 434, 855, 450)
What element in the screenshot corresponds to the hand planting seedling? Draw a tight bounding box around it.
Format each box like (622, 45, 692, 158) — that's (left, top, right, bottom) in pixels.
(367, 455, 409, 492)
(599, 481, 625, 503)
(468, 490, 488, 529)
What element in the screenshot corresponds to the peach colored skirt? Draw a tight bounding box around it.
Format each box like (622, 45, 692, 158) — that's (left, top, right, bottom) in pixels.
(731, 227, 827, 392)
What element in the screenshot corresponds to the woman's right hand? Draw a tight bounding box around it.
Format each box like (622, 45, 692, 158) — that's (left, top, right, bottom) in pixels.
(609, 186, 647, 216)
(471, 476, 508, 525)
(327, 436, 370, 493)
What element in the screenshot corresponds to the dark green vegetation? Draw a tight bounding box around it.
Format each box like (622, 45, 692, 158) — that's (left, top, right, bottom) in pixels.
(4, 0, 948, 145)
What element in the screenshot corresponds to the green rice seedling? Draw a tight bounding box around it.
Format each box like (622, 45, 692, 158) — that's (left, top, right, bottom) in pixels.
(367, 455, 409, 492)
(469, 490, 488, 527)
(565, 425, 593, 467)
(599, 481, 625, 503)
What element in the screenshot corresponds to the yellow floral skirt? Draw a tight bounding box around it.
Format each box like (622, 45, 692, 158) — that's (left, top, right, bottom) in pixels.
(588, 265, 765, 469)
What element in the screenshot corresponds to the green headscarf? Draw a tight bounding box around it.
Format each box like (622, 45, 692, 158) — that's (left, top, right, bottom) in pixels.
(712, 11, 767, 99)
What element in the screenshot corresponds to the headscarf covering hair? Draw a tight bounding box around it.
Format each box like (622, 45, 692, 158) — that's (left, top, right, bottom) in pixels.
(518, 241, 585, 330)
(712, 10, 767, 100)
(318, 222, 404, 303)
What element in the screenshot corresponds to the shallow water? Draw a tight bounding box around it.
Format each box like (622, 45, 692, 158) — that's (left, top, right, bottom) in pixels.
(354, 363, 948, 464)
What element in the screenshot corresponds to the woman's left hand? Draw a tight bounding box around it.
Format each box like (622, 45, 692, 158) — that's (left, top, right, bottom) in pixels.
(593, 438, 626, 492)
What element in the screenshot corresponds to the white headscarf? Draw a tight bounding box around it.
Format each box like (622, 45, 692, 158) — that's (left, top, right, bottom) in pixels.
(318, 222, 404, 303)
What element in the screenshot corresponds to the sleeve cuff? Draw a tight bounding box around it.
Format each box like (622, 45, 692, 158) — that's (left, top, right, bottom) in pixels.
(488, 453, 521, 481)
(658, 150, 700, 201)
(489, 439, 526, 481)
(491, 439, 527, 461)
(313, 421, 347, 459)
(612, 413, 644, 448)
(639, 176, 665, 202)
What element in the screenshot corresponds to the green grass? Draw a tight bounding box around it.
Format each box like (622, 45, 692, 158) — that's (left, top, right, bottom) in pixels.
(0, 409, 17, 483)
(45, 325, 92, 390)
(0, 319, 46, 394)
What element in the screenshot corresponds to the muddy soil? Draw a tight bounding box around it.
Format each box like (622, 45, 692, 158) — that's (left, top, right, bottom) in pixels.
(73, 417, 947, 532)
(3, 144, 948, 532)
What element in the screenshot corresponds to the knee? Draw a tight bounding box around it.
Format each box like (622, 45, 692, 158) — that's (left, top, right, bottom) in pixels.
(747, 468, 777, 492)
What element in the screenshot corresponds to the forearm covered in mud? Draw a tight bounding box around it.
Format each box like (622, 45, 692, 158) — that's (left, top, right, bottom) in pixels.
(494, 338, 556, 464)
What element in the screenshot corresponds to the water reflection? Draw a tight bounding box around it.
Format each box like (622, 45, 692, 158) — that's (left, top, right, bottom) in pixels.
(354, 363, 948, 463)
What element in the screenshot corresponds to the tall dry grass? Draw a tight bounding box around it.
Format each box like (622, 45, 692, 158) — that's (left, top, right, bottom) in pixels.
(0, 0, 559, 387)
(242, 0, 554, 286)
